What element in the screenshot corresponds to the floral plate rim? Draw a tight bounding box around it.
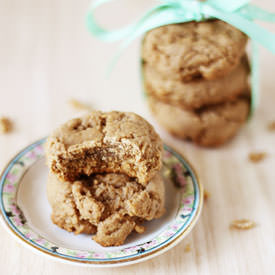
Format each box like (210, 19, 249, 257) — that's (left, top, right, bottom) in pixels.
(0, 138, 203, 267)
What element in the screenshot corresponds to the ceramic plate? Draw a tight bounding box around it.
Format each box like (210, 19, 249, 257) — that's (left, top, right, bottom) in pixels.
(0, 138, 203, 267)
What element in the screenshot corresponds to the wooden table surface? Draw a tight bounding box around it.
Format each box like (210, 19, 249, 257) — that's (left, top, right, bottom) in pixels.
(1, 0, 275, 274)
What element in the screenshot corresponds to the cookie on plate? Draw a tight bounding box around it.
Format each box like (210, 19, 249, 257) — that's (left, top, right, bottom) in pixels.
(47, 172, 165, 246)
(147, 95, 250, 147)
(45, 111, 163, 185)
(46, 173, 97, 235)
(143, 56, 250, 110)
(142, 20, 248, 82)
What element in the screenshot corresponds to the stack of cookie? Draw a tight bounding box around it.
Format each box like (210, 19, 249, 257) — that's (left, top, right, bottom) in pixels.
(142, 20, 250, 147)
(45, 111, 165, 247)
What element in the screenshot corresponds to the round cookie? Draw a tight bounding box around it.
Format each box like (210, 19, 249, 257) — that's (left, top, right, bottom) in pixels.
(45, 111, 163, 185)
(143, 56, 250, 110)
(142, 20, 248, 82)
(47, 172, 165, 247)
(147, 96, 250, 147)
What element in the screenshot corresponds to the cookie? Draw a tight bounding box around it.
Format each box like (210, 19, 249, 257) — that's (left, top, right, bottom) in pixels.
(47, 172, 165, 246)
(147, 95, 250, 147)
(142, 20, 248, 82)
(144, 56, 250, 109)
(46, 173, 97, 235)
(45, 111, 163, 185)
(93, 213, 136, 247)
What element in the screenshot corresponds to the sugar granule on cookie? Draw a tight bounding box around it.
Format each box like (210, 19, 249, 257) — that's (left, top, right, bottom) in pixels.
(248, 152, 267, 163)
(230, 219, 256, 230)
(68, 98, 94, 111)
(0, 117, 12, 134)
(45, 111, 163, 185)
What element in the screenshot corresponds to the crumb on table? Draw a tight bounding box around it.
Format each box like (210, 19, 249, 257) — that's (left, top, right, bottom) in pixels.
(248, 152, 267, 163)
(203, 190, 210, 201)
(68, 98, 94, 111)
(267, 121, 275, 131)
(230, 219, 256, 230)
(0, 117, 12, 134)
(184, 243, 191, 253)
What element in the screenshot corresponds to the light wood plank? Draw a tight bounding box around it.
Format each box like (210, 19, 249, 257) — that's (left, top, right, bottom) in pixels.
(0, 0, 275, 274)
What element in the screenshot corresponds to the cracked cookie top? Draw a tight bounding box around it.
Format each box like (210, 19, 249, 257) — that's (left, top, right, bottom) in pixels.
(142, 20, 248, 82)
(45, 111, 163, 185)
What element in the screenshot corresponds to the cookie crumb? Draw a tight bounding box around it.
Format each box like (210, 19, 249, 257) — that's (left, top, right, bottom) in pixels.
(203, 190, 210, 201)
(230, 219, 256, 230)
(248, 152, 267, 163)
(68, 98, 93, 111)
(135, 224, 145, 234)
(0, 117, 12, 134)
(268, 121, 275, 131)
(184, 243, 191, 253)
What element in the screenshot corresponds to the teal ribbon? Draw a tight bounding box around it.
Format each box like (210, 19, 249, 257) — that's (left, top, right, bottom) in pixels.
(86, 0, 275, 116)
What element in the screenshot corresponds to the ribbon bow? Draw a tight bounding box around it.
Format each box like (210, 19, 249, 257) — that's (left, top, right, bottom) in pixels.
(86, 0, 275, 116)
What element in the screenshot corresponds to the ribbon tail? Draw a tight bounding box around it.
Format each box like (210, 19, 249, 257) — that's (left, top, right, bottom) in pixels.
(249, 41, 260, 118)
(106, 6, 197, 74)
(203, 5, 275, 54)
(239, 4, 275, 22)
(86, 0, 129, 41)
(87, 1, 177, 42)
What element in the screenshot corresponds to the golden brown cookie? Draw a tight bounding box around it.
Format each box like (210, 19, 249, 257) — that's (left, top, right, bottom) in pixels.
(45, 111, 162, 185)
(143, 56, 250, 110)
(142, 20, 248, 82)
(93, 213, 136, 247)
(47, 172, 165, 247)
(47, 173, 97, 235)
(147, 95, 250, 147)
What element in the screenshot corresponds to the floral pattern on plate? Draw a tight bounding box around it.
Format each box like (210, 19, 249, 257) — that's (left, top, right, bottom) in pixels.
(0, 138, 202, 265)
